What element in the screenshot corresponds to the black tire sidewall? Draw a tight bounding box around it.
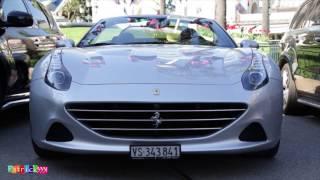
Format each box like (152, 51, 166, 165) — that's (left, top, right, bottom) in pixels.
(249, 141, 280, 158)
(0, 79, 4, 105)
(281, 64, 299, 114)
(32, 140, 66, 158)
(262, 141, 280, 158)
(32, 140, 52, 158)
(13, 61, 29, 90)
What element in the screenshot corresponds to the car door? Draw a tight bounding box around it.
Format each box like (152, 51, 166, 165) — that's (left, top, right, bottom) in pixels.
(0, 34, 17, 92)
(312, 27, 320, 98)
(293, 2, 320, 101)
(3, 0, 63, 62)
(308, 14, 320, 99)
(1, 0, 30, 55)
(23, 0, 63, 58)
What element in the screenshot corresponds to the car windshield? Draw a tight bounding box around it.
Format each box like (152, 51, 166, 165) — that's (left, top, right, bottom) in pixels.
(78, 16, 236, 48)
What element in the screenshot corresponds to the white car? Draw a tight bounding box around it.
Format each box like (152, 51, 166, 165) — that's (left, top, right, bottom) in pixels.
(30, 15, 283, 159)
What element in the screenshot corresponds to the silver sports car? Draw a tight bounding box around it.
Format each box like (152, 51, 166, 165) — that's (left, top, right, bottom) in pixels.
(30, 15, 283, 159)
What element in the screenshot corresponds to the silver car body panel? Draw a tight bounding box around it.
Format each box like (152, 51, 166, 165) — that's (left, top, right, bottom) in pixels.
(30, 44, 282, 154)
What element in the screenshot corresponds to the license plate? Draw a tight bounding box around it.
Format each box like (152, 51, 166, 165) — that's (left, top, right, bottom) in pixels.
(130, 145, 181, 159)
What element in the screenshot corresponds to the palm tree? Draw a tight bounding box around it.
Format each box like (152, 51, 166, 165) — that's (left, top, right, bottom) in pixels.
(160, 0, 166, 15)
(262, 0, 270, 36)
(215, 0, 226, 29)
(62, 0, 81, 21)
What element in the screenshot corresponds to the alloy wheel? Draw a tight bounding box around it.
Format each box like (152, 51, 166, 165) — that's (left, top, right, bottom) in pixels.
(282, 69, 290, 110)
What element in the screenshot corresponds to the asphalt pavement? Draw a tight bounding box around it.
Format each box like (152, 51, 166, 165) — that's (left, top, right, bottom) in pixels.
(0, 105, 320, 180)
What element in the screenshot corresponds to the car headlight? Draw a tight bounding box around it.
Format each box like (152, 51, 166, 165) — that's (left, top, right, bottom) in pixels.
(45, 50, 72, 91)
(241, 53, 268, 90)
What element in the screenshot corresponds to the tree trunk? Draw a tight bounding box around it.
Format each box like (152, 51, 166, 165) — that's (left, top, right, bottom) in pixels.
(215, 0, 226, 29)
(184, 0, 187, 16)
(160, 0, 166, 15)
(262, 0, 270, 36)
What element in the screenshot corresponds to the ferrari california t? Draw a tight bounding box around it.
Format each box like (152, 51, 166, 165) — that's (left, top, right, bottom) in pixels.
(30, 15, 283, 159)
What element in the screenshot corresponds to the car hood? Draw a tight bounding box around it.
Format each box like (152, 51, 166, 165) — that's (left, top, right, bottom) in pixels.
(61, 45, 253, 85)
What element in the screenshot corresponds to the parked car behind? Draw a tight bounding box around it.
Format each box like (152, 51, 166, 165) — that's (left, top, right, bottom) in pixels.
(279, 0, 320, 114)
(0, 11, 33, 108)
(0, 0, 73, 109)
(0, 0, 74, 110)
(2, 0, 66, 59)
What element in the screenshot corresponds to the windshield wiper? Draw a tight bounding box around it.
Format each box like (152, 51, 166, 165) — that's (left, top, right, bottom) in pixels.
(124, 41, 178, 45)
(88, 42, 115, 47)
(87, 42, 169, 46)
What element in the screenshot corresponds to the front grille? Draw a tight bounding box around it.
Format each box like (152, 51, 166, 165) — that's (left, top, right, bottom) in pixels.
(66, 103, 247, 139)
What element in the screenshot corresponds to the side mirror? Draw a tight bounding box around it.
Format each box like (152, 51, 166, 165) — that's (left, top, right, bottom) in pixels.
(6, 11, 33, 27)
(56, 39, 75, 48)
(240, 40, 259, 49)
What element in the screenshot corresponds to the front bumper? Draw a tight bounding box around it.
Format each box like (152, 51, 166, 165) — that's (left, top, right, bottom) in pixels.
(30, 79, 283, 154)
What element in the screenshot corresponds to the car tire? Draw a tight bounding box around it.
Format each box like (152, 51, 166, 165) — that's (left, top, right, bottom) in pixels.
(281, 63, 300, 115)
(0, 78, 4, 107)
(312, 108, 320, 119)
(0, 90, 3, 113)
(253, 141, 280, 158)
(32, 140, 64, 158)
(0, 83, 3, 99)
(14, 61, 29, 90)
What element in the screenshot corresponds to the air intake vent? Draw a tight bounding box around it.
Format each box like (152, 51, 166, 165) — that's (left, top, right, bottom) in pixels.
(239, 123, 267, 142)
(46, 123, 73, 142)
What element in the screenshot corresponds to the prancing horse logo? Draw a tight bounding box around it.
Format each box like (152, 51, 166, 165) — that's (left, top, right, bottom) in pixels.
(153, 88, 160, 96)
(151, 112, 161, 128)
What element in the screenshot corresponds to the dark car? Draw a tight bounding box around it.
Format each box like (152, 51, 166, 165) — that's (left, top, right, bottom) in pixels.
(2, 0, 69, 60)
(0, 11, 33, 109)
(279, 0, 320, 114)
(0, 0, 74, 110)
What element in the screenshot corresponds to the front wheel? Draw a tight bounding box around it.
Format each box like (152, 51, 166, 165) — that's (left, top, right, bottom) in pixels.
(253, 141, 280, 158)
(0, 83, 4, 107)
(13, 61, 29, 90)
(32, 140, 65, 158)
(281, 64, 300, 114)
(311, 109, 320, 119)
